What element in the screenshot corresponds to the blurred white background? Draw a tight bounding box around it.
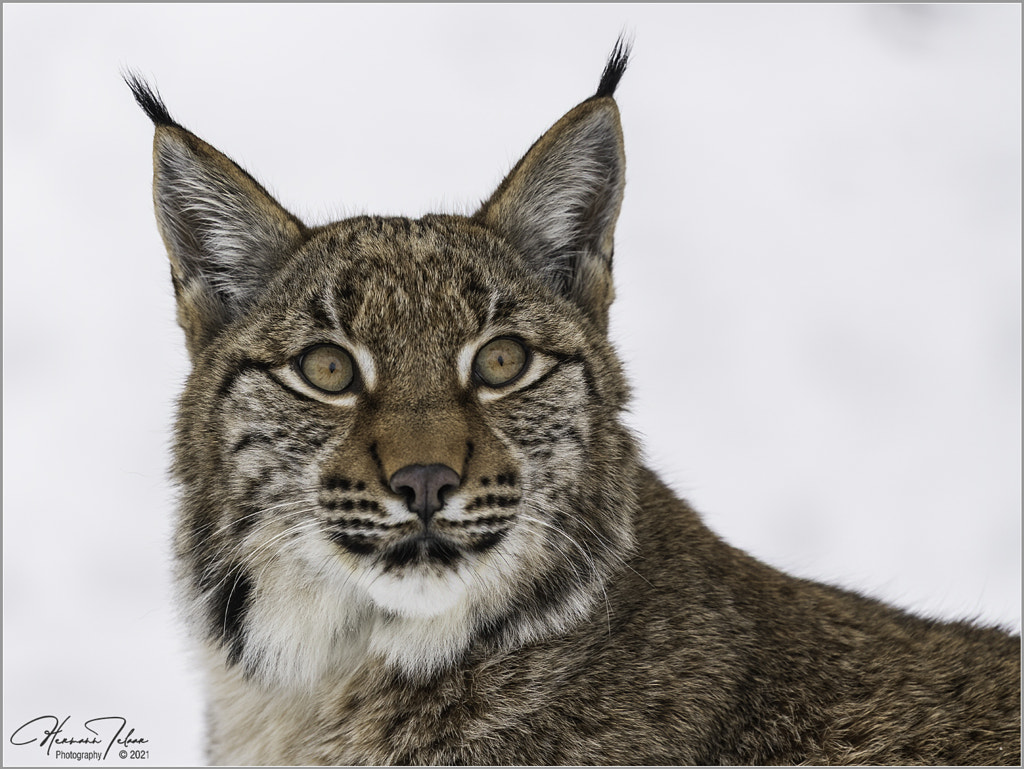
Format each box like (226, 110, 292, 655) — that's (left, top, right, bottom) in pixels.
(3, 4, 1019, 766)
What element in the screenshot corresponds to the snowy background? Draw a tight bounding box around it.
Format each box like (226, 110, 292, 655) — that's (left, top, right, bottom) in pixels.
(3, 4, 1019, 766)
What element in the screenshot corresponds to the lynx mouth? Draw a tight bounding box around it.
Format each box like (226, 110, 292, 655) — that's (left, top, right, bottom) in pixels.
(381, 532, 462, 570)
(327, 515, 511, 566)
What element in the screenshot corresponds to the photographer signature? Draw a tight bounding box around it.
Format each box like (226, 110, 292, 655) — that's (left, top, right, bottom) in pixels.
(9, 715, 149, 759)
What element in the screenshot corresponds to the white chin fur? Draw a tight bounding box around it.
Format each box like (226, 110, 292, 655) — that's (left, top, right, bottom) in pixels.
(365, 566, 471, 618)
(227, 538, 501, 689)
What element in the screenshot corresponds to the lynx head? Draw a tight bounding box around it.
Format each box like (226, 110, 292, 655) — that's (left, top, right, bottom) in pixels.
(130, 41, 639, 687)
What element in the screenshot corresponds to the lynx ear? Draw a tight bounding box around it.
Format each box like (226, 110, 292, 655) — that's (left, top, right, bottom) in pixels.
(473, 42, 629, 333)
(126, 74, 305, 357)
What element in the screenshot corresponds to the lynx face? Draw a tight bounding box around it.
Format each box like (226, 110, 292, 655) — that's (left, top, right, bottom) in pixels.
(130, 45, 639, 686)
(190, 218, 636, 681)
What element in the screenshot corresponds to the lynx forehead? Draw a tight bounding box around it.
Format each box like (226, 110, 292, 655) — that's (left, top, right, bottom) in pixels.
(130, 40, 1018, 767)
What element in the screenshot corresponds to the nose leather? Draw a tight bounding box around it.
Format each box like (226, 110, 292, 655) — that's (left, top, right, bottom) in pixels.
(389, 464, 461, 523)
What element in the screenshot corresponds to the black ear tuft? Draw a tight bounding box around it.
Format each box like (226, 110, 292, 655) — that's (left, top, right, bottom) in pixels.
(123, 70, 178, 128)
(594, 36, 632, 99)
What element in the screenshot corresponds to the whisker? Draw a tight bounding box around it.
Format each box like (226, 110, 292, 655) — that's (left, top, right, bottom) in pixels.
(216, 516, 325, 641)
(516, 511, 613, 636)
(565, 512, 654, 590)
(198, 504, 321, 601)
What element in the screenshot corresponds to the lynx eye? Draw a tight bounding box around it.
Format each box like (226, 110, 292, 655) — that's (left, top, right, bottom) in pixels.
(474, 337, 529, 387)
(297, 344, 355, 393)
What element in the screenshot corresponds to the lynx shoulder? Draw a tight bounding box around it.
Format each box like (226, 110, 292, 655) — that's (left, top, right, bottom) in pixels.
(128, 41, 1020, 766)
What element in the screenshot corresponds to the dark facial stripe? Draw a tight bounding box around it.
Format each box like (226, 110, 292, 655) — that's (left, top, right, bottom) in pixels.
(459, 273, 497, 333)
(329, 530, 378, 556)
(320, 497, 382, 513)
(505, 353, 581, 398)
(305, 292, 337, 331)
(465, 494, 520, 512)
(210, 568, 252, 665)
(217, 358, 272, 400)
(487, 294, 520, 327)
(469, 529, 507, 553)
(230, 431, 277, 455)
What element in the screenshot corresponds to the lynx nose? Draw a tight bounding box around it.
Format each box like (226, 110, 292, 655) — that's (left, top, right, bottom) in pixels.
(389, 464, 461, 523)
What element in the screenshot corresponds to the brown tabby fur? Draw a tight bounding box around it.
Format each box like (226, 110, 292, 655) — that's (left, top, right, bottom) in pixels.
(128, 42, 1020, 765)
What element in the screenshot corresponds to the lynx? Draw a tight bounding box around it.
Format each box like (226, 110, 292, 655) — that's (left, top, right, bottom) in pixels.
(129, 42, 1020, 766)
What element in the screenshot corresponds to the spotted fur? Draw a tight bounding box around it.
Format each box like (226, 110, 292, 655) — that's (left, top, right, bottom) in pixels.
(130, 40, 1019, 766)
